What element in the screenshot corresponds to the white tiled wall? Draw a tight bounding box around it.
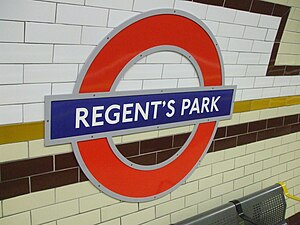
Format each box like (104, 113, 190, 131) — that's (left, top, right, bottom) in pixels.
(0, 0, 297, 126)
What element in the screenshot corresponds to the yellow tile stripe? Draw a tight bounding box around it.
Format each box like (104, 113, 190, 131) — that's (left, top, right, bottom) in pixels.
(0, 122, 44, 145)
(0, 95, 299, 145)
(233, 95, 300, 113)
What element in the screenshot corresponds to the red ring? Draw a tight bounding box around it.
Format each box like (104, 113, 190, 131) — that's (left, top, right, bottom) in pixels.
(76, 14, 222, 199)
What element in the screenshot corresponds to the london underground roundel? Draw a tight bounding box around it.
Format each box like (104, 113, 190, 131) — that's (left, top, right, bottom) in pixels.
(45, 9, 236, 202)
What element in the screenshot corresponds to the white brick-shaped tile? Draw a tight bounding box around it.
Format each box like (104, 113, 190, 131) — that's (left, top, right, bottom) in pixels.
(52, 83, 75, 95)
(101, 202, 138, 221)
(246, 65, 268, 76)
(108, 10, 139, 28)
(115, 80, 143, 91)
(242, 88, 263, 100)
(0, 44, 53, 63)
(216, 37, 229, 50)
(133, 0, 174, 12)
(258, 15, 281, 29)
(24, 64, 78, 83)
(156, 198, 185, 217)
(23, 103, 44, 122)
(174, 1, 207, 19)
(0, 84, 51, 105)
(0, 65, 23, 84)
(206, 5, 236, 23)
(25, 23, 81, 44)
(262, 87, 281, 98)
(228, 38, 253, 52)
(121, 208, 155, 225)
(81, 26, 112, 45)
(217, 23, 245, 38)
(85, 0, 133, 10)
(79, 193, 119, 213)
(234, 11, 260, 26)
(56, 4, 108, 26)
(45, 0, 84, 4)
(143, 79, 177, 90)
(280, 86, 297, 96)
(243, 27, 267, 40)
(0, 142, 28, 163)
(222, 52, 238, 64)
(53, 45, 94, 63)
(0, 212, 31, 225)
(203, 20, 219, 35)
(31, 200, 79, 225)
(3, 190, 55, 216)
(254, 77, 274, 88)
(273, 77, 291, 87)
(237, 53, 260, 65)
(252, 41, 274, 53)
(224, 65, 247, 77)
(0, 0, 55, 22)
(259, 54, 271, 64)
(57, 210, 100, 225)
(266, 29, 277, 41)
(0, 105, 23, 125)
(162, 64, 196, 78)
(123, 64, 163, 80)
(146, 52, 181, 64)
(171, 205, 198, 224)
(0, 21, 24, 42)
(233, 77, 255, 89)
(211, 181, 234, 197)
(177, 78, 199, 88)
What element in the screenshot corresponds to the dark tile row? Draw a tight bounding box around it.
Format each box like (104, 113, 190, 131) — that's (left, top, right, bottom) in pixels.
(192, 0, 290, 16)
(210, 114, 300, 152)
(117, 134, 189, 165)
(0, 153, 83, 200)
(0, 113, 299, 200)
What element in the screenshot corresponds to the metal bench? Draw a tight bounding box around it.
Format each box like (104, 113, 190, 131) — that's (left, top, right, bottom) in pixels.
(175, 183, 287, 225)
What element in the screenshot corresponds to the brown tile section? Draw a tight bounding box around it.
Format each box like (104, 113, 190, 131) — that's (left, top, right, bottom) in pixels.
(291, 124, 300, 133)
(214, 137, 237, 151)
(128, 153, 156, 166)
(1, 156, 53, 181)
(267, 65, 286, 76)
(274, 125, 292, 137)
(287, 211, 300, 225)
(285, 66, 300, 76)
(208, 142, 214, 153)
(267, 117, 284, 128)
(224, 0, 252, 11)
(79, 170, 88, 182)
(31, 168, 78, 192)
(117, 142, 139, 157)
(140, 136, 172, 154)
(284, 115, 299, 125)
(275, 12, 289, 43)
(237, 132, 257, 146)
(173, 133, 190, 147)
(193, 0, 224, 7)
(250, 0, 274, 15)
(157, 148, 181, 164)
(257, 128, 276, 141)
(227, 124, 248, 137)
(0, 178, 29, 200)
(268, 43, 280, 67)
(55, 153, 78, 170)
(248, 120, 267, 132)
(215, 127, 226, 139)
(272, 3, 290, 17)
